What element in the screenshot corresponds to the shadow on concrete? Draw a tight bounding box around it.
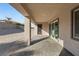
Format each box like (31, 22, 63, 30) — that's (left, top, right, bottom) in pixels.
(31, 37, 48, 45)
(0, 41, 27, 55)
(0, 28, 24, 36)
(59, 48, 74, 56)
(10, 50, 34, 56)
(9, 37, 49, 56)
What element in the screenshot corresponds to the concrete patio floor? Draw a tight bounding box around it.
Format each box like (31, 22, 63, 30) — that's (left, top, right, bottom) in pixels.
(9, 38, 74, 56)
(0, 32, 73, 56)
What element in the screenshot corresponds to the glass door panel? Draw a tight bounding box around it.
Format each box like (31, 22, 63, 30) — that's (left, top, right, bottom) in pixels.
(49, 18, 59, 39)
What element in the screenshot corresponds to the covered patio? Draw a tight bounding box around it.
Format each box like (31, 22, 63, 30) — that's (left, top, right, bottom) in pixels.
(9, 3, 79, 56)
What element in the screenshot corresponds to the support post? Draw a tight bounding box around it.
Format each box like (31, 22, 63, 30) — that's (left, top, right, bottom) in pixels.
(25, 16, 31, 46)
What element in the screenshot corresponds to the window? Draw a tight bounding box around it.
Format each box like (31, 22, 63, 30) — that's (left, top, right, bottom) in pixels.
(37, 24, 42, 34)
(49, 18, 59, 39)
(72, 7, 79, 40)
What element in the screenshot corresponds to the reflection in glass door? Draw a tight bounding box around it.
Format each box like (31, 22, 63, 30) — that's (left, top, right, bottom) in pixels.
(49, 18, 59, 39)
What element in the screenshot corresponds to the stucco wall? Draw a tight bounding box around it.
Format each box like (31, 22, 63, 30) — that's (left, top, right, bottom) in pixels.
(24, 17, 31, 44)
(31, 22, 49, 38)
(42, 22, 49, 36)
(31, 20, 37, 38)
(35, 22, 49, 36)
(50, 4, 79, 55)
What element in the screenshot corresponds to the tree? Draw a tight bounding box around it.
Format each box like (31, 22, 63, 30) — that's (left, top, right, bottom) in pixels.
(6, 17, 12, 21)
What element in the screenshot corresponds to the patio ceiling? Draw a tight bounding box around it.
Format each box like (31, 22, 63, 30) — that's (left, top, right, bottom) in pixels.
(10, 3, 79, 23)
(21, 3, 65, 22)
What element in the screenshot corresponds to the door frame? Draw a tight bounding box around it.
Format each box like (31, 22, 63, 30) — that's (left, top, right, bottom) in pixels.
(49, 18, 59, 41)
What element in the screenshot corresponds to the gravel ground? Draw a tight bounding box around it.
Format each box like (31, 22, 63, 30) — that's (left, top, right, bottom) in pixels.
(0, 32, 25, 56)
(0, 32, 24, 43)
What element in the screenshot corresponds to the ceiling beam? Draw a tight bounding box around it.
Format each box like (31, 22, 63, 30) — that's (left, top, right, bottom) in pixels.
(10, 3, 29, 17)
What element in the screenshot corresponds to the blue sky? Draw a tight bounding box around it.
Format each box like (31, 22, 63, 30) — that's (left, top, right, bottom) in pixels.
(0, 3, 25, 24)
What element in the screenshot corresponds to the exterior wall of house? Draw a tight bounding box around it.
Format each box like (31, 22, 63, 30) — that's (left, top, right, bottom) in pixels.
(49, 4, 79, 55)
(31, 22, 49, 38)
(36, 22, 49, 36)
(42, 22, 49, 36)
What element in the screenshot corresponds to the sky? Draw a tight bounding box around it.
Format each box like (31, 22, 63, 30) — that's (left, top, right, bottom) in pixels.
(0, 3, 25, 24)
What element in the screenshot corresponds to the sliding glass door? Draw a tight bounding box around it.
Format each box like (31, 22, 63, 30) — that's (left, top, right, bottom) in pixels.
(49, 18, 59, 39)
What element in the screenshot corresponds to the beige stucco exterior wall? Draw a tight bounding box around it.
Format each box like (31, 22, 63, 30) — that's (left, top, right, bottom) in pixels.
(31, 22, 49, 37)
(36, 22, 49, 36)
(50, 4, 79, 55)
(24, 17, 31, 45)
(31, 20, 37, 38)
(42, 22, 49, 36)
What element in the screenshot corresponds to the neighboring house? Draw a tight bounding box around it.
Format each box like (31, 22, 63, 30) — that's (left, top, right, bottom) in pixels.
(11, 3, 79, 55)
(0, 20, 24, 29)
(0, 20, 24, 35)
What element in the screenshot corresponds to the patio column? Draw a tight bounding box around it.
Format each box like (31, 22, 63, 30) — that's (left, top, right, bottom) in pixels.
(25, 16, 31, 46)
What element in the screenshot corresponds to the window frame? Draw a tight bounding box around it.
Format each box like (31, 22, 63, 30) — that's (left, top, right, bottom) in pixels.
(71, 6, 79, 40)
(37, 24, 42, 35)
